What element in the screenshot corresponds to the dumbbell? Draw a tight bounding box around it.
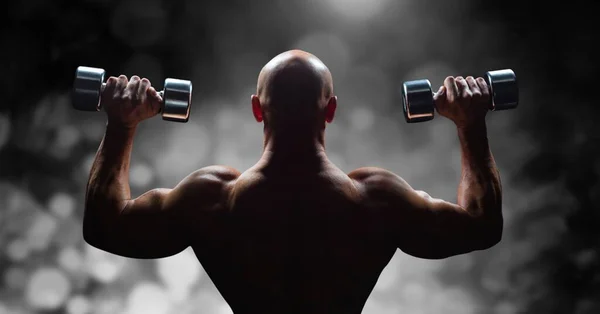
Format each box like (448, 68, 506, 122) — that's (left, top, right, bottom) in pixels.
(401, 69, 518, 123)
(72, 66, 192, 122)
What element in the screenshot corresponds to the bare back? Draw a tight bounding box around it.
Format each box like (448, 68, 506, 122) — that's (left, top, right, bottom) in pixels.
(83, 51, 503, 314)
(190, 162, 396, 314)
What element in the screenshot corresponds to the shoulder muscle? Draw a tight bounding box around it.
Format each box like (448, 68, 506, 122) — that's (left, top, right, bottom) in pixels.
(166, 165, 240, 210)
(349, 167, 449, 209)
(349, 167, 413, 202)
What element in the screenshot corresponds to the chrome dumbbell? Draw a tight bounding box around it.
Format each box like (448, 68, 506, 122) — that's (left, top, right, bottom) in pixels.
(401, 69, 518, 123)
(72, 66, 192, 122)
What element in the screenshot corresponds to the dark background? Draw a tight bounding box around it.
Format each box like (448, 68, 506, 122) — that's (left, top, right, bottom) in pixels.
(0, 0, 598, 313)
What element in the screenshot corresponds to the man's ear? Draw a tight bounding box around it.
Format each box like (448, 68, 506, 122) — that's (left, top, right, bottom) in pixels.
(251, 95, 263, 122)
(325, 96, 337, 123)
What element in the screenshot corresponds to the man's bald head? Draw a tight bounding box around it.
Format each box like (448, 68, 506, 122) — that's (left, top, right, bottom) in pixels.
(252, 50, 336, 132)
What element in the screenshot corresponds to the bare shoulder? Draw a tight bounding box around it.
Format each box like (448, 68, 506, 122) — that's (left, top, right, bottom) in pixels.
(347, 166, 431, 212)
(348, 167, 441, 211)
(171, 165, 241, 203)
(348, 167, 412, 194)
(182, 165, 241, 185)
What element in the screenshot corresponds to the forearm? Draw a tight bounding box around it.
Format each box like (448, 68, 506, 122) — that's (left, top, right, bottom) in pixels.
(456, 121, 502, 221)
(83, 123, 136, 240)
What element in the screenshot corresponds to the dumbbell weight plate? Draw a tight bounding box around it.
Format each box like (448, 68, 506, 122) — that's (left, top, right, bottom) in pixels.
(73, 66, 106, 111)
(162, 78, 192, 123)
(486, 69, 518, 111)
(402, 79, 435, 123)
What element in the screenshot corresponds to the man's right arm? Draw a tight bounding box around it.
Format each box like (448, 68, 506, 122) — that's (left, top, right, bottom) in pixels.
(350, 122, 502, 259)
(349, 76, 503, 259)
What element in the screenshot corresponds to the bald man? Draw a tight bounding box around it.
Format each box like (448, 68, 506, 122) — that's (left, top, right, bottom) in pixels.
(83, 50, 502, 313)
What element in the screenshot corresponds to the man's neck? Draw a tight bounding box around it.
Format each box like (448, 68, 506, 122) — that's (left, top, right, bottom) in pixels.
(258, 129, 328, 172)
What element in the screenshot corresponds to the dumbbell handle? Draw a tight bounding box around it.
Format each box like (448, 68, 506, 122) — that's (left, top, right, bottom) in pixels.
(98, 83, 165, 112)
(433, 73, 514, 110)
(429, 85, 495, 110)
(100, 82, 165, 98)
(403, 82, 496, 123)
(403, 69, 518, 123)
(96, 79, 193, 122)
(74, 66, 192, 122)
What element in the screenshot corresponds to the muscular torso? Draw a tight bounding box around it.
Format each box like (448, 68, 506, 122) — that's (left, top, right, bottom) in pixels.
(188, 161, 397, 314)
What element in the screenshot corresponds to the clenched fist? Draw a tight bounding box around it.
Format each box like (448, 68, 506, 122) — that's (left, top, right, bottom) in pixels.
(101, 75, 163, 129)
(433, 76, 490, 128)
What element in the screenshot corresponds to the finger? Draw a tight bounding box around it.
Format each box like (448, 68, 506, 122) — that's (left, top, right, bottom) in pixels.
(466, 76, 481, 98)
(476, 77, 490, 97)
(136, 78, 151, 104)
(103, 76, 118, 97)
(115, 75, 128, 98)
(455, 76, 471, 99)
(123, 75, 140, 100)
(443, 76, 458, 103)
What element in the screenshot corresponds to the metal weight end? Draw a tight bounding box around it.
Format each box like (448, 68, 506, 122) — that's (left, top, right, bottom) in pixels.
(162, 78, 192, 123)
(73, 66, 106, 112)
(402, 79, 435, 123)
(486, 69, 518, 111)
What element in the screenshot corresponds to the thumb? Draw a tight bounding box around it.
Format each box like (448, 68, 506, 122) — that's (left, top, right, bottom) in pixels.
(433, 85, 445, 101)
(433, 86, 446, 107)
(147, 87, 163, 113)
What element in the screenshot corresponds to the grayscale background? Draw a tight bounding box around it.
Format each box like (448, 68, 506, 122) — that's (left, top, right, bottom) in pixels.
(0, 0, 598, 313)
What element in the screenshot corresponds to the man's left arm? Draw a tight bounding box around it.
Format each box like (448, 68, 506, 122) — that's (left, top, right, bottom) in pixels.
(84, 122, 199, 258)
(82, 75, 232, 259)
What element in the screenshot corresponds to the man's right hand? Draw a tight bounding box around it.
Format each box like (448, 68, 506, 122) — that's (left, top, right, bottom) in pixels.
(433, 76, 491, 128)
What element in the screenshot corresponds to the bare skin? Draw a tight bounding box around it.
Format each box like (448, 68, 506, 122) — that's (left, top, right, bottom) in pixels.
(83, 50, 502, 313)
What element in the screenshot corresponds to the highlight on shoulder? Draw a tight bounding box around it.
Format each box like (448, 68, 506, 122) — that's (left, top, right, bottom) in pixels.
(177, 165, 241, 192)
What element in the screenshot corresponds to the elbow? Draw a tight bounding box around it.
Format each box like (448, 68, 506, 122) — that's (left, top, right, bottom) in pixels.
(82, 208, 112, 250)
(482, 227, 503, 250)
(82, 221, 105, 249)
(83, 224, 119, 254)
(477, 217, 503, 250)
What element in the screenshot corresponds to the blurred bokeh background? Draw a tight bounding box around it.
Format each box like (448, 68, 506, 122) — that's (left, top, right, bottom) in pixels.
(0, 0, 598, 313)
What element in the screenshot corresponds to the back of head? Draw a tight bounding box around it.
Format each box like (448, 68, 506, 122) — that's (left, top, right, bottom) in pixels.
(257, 50, 333, 132)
